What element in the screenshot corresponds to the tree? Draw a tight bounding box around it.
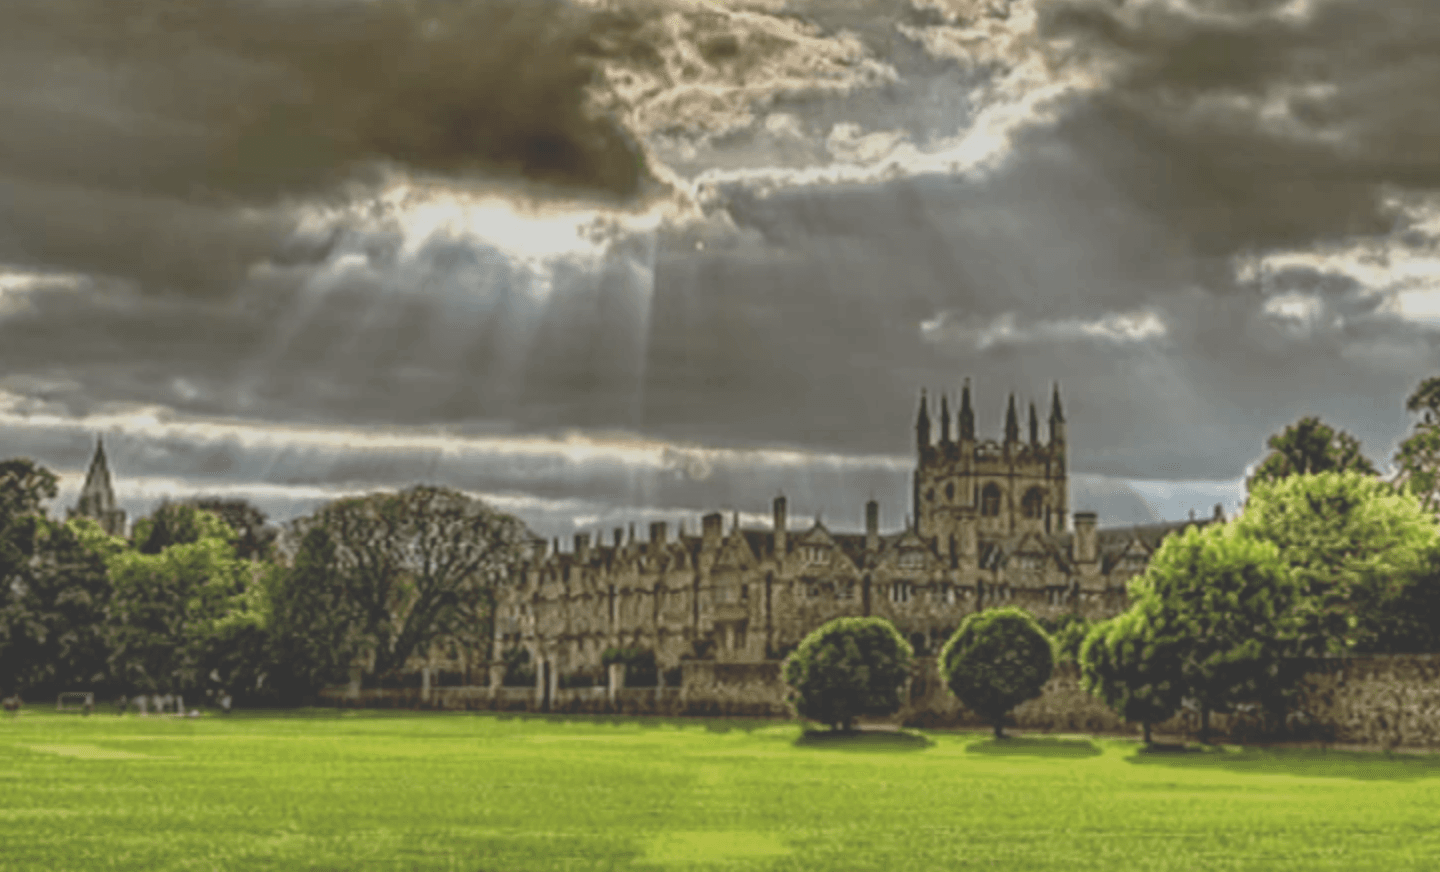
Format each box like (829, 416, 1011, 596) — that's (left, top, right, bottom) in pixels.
(1079, 604, 1184, 745)
(1247, 416, 1377, 492)
(1394, 375, 1440, 514)
(278, 486, 530, 681)
(106, 505, 254, 694)
(782, 617, 913, 732)
(184, 498, 277, 561)
(1040, 612, 1092, 665)
(939, 607, 1053, 739)
(1234, 470, 1439, 655)
(0, 517, 115, 697)
(1133, 523, 1296, 742)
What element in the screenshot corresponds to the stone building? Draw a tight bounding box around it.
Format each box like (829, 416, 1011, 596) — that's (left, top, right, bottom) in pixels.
(494, 383, 1224, 695)
(69, 438, 127, 537)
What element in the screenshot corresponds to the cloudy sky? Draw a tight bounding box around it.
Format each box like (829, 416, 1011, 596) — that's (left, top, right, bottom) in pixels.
(4, 0, 1439, 539)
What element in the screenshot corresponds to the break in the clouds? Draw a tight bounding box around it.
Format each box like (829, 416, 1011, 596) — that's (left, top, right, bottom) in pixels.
(2, 0, 1438, 536)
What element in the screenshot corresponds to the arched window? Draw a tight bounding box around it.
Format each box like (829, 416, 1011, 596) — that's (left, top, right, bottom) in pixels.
(981, 483, 1002, 517)
(1022, 487, 1045, 519)
(945, 482, 955, 501)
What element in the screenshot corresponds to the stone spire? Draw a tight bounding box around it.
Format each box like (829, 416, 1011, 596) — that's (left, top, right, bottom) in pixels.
(939, 394, 951, 444)
(71, 438, 126, 537)
(1004, 393, 1020, 443)
(959, 378, 974, 440)
(916, 390, 931, 450)
(1049, 382, 1066, 444)
(1029, 401, 1039, 446)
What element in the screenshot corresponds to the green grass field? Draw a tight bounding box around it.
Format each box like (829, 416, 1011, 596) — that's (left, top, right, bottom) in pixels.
(2, 707, 1439, 871)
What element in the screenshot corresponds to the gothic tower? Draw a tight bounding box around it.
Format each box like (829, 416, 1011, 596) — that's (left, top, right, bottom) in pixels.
(70, 438, 126, 537)
(913, 380, 1069, 550)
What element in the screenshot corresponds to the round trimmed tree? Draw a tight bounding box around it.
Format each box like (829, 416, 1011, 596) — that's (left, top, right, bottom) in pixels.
(940, 607, 1054, 738)
(782, 617, 913, 732)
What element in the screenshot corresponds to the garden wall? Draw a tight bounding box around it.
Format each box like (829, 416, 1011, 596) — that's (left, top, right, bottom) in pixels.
(319, 655, 1440, 750)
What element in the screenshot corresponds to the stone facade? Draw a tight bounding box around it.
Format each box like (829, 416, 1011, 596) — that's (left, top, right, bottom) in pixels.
(493, 383, 1225, 690)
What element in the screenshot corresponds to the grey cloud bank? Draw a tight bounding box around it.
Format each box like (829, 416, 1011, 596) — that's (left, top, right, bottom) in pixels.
(2, 0, 1437, 536)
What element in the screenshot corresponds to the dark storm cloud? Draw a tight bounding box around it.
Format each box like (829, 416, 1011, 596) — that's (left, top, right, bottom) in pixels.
(1038, 0, 1440, 254)
(0, 0, 649, 203)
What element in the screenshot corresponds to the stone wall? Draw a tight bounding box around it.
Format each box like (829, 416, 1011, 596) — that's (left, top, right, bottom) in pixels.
(318, 654, 1440, 751)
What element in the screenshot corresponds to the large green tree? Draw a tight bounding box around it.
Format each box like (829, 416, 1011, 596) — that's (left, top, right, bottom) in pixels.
(277, 486, 530, 681)
(1133, 523, 1296, 741)
(1234, 470, 1439, 655)
(1079, 603, 1184, 745)
(1247, 416, 1377, 492)
(0, 517, 116, 697)
(106, 505, 254, 694)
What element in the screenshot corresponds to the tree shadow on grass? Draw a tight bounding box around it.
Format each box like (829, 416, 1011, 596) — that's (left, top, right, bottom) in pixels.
(965, 736, 1102, 758)
(1128, 744, 1440, 781)
(794, 729, 934, 752)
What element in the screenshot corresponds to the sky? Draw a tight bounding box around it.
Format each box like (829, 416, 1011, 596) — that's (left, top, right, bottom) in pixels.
(4, 0, 1440, 540)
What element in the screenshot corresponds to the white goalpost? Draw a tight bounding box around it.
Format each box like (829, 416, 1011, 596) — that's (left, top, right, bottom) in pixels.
(56, 692, 94, 714)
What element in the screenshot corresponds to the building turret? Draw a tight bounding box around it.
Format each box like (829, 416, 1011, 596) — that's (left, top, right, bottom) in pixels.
(1004, 394, 1020, 444)
(70, 438, 126, 537)
(1049, 382, 1066, 445)
(1028, 401, 1039, 446)
(939, 395, 951, 444)
(916, 390, 931, 451)
(865, 500, 879, 552)
(958, 379, 974, 441)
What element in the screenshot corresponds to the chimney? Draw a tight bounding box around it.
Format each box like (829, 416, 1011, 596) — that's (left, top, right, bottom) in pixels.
(1074, 511, 1097, 564)
(773, 495, 788, 560)
(702, 512, 723, 551)
(574, 533, 590, 564)
(1213, 503, 1225, 522)
(865, 500, 879, 552)
(613, 527, 624, 547)
(650, 521, 668, 547)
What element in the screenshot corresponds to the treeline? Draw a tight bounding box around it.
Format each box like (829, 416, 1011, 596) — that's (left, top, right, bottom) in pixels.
(0, 474, 530, 705)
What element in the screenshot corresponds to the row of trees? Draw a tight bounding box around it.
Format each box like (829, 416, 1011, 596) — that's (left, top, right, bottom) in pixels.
(0, 469, 531, 704)
(784, 609, 1053, 737)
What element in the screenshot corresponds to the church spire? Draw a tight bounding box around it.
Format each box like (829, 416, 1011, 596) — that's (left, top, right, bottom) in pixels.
(939, 394, 951, 443)
(1029, 401, 1039, 445)
(959, 378, 974, 440)
(71, 437, 126, 537)
(916, 390, 931, 451)
(1004, 393, 1020, 443)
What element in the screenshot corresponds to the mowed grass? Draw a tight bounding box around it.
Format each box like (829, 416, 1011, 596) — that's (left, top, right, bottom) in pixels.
(3, 708, 1440, 871)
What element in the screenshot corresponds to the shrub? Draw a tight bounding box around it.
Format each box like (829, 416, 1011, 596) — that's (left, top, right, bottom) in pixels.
(782, 617, 913, 732)
(940, 607, 1054, 738)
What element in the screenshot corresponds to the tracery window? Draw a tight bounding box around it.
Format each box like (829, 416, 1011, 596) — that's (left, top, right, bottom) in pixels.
(898, 550, 925, 569)
(890, 581, 912, 604)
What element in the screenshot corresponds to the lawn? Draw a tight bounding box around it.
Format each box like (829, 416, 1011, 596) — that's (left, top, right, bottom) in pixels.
(2, 708, 1439, 871)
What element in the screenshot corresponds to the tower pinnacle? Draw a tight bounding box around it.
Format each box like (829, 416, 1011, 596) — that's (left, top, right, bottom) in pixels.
(70, 437, 126, 537)
(959, 378, 974, 440)
(916, 390, 931, 450)
(939, 394, 951, 443)
(1004, 394, 1020, 443)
